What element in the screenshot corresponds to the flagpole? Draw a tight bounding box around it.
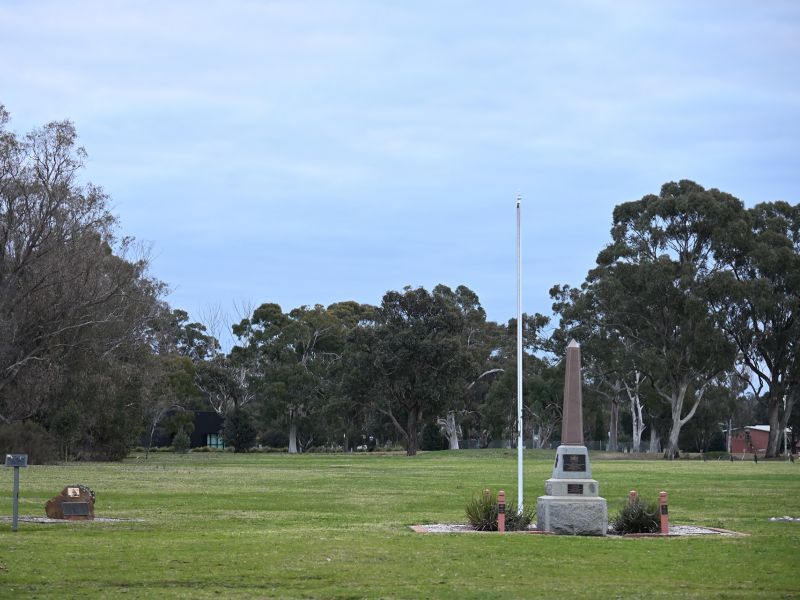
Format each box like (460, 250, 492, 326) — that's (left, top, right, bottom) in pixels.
(516, 196, 523, 513)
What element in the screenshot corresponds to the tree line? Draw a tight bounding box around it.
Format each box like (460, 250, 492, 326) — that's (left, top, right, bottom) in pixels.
(1, 108, 797, 461)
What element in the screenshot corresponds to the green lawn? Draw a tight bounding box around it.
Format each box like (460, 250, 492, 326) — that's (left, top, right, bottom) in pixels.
(1, 450, 798, 598)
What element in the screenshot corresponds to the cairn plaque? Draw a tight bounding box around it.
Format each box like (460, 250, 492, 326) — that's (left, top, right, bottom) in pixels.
(537, 340, 608, 535)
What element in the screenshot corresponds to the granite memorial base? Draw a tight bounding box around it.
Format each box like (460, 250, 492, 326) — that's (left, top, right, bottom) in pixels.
(537, 495, 608, 536)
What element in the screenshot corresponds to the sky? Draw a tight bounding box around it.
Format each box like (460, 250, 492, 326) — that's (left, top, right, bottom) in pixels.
(2, 1, 799, 347)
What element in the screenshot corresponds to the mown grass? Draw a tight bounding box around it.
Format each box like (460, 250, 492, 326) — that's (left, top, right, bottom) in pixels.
(1, 450, 798, 598)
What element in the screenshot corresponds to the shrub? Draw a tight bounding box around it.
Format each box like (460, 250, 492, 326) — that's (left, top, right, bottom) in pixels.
(0, 421, 58, 464)
(465, 489, 498, 531)
(420, 422, 447, 451)
(505, 501, 536, 531)
(610, 498, 660, 534)
(223, 409, 257, 452)
(465, 489, 535, 531)
(172, 429, 190, 454)
(260, 429, 289, 449)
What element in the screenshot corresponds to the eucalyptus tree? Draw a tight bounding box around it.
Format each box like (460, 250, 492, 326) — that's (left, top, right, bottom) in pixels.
(550, 285, 649, 452)
(477, 312, 551, 447)
(577, 181, 741, 458)
(431, 285, 500, 449)
(342, 286, 474, 456)
(0, 106, 166, 458)
(233, 302, 352, 453)
(710, 201, 800, 456)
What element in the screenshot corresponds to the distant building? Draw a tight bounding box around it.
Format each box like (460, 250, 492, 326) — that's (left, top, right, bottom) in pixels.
(727, 425, 796, 455)
(142, 410, 225, 449)
(191, 411, 225, 449)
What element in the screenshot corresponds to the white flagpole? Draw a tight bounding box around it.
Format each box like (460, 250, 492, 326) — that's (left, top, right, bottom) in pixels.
(516, 196, 523, 513)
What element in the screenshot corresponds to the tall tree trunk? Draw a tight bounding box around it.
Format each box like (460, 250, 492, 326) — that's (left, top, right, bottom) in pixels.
(648, 424, 660, 453)
(766, 398, 782, 458)
(726, 417, 733, 453)
(625, 372, 646, 453)
(631, 401, 645, 453)
(661, 381, 703, 460)
(406, 407, 419, 456)
(608, 398, 620, 452)
(288, 409, 298, 454)
(780, 395, 795, 455)
(664, 412, 682, 460)
(437, 411, 460, 450)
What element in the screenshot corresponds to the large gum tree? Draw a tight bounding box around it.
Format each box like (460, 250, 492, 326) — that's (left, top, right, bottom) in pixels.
(711, 201, 800, 457)
(584, 181, 740, 458)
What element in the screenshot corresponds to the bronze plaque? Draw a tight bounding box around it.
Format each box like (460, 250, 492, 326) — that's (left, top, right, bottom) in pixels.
(563, 453, 586, 472)
(567, 484, 584, 495)
(62, 502, 90, 517)
(661, 504, 668, 515)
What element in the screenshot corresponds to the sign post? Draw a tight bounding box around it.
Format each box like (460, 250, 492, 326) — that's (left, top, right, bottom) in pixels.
(5, 454, 28, 532)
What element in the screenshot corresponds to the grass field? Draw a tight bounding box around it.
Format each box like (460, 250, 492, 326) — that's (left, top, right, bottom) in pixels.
(1, 450, 798, 599)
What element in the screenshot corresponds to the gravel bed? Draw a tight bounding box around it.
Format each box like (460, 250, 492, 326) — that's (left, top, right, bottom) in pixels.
(0, 516, 143, 524)
(413, 523, 741, 536)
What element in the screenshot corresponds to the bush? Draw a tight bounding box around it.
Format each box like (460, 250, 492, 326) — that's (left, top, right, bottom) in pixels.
(420, 422, 447, 451)
(0, 421, 58, 464)
(505, 501, 536, 531)
(223, 409, 257, 452)
(172, 429, 190, 454)
(260, 429, 289, 449)
(464, 489, 535, 531)
(610, 498, 660, 534)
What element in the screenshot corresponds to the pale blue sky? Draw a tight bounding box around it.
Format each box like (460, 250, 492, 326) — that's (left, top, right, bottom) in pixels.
(2, 1, 799, 343)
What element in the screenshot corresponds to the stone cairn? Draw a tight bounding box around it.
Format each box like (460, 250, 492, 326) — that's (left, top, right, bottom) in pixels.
(536, 340, 608, 535)
(45, 484, 96, 520)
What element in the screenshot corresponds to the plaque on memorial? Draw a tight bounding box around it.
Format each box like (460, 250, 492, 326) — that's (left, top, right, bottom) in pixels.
(63, 502, 91, 517)
(661, 504, 668, 515)
(563, 454, 586, 472)
(567, 483, 584, 495)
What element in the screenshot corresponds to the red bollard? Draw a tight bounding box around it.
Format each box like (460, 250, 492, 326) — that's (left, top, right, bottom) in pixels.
(498, 490, 506, 533)
(659, 491, 669, 535)
(628, 490, 638, 505)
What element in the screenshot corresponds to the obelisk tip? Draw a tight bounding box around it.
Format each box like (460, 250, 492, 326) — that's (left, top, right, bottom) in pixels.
(568, 339, 580, 349)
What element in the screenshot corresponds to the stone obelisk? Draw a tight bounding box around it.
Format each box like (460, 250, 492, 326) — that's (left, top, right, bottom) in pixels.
(536, 340, 607, 535)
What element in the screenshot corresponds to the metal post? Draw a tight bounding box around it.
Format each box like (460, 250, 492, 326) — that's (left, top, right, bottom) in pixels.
(516, 196, 523, 514)
(12, 466, 19, 532)
(5, 454, 27, 532)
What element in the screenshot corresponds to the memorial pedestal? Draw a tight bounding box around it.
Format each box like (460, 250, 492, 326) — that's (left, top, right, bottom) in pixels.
(536, 495, 608, 535)
(536, 445, 607, 536)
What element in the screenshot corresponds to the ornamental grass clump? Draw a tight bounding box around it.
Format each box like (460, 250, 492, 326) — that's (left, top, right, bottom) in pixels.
(610, 498, 660, 534)
(465, 489, 535, 531)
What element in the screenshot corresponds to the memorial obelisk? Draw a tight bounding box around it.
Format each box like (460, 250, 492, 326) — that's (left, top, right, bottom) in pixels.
(536, 340, 608, 535)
